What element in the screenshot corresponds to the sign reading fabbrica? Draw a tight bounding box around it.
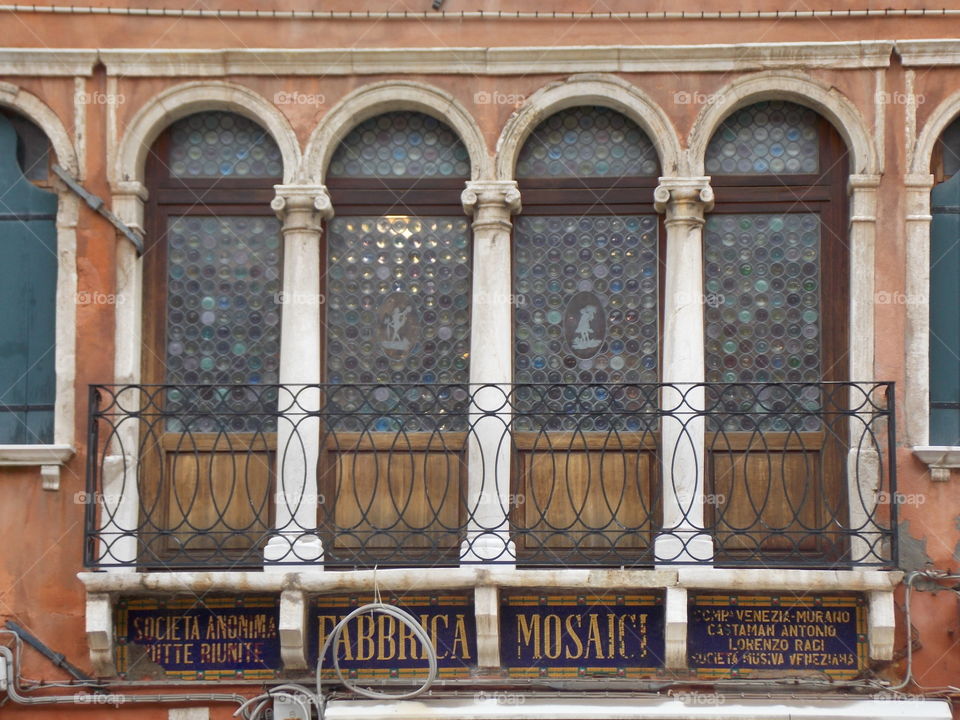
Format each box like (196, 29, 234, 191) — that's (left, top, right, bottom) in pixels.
(308, 594, 477, 679)
(688, 594, 867, 679)
(499, 593, 665, 678)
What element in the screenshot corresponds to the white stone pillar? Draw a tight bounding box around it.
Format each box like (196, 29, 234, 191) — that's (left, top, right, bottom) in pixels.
(847, 175, 883, 564)
(904, 173, 935, 448)
(99, 181, 148, 571)
(460, 180, 520, 564)
(654, 177, 714, 564)
(263, 185, 332, 570)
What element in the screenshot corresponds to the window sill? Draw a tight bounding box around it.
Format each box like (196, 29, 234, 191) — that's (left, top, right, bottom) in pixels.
(913, 445, 960, 481)
(0, 444, 74, 489)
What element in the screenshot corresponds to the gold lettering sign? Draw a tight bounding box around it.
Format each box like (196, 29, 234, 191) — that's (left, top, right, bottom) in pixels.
(116, 596, 280, 681)
(688, 594, 867, 679)
(500, 593, 665, 678)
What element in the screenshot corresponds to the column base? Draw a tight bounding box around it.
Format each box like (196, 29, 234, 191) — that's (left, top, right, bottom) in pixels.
(654, 531, 714, 565)
(263, 534, 324, 572)
(460, 533, 516, 565)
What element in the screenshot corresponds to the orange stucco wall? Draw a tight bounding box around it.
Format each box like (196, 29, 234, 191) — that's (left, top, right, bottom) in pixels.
(1, 1, 959, 716)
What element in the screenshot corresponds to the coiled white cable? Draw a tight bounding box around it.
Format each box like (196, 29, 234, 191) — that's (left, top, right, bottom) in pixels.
(235, 602, 437, 719)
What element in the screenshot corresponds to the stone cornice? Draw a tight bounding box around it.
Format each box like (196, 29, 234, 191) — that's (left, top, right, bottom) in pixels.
(897, 39, 960, 66)
(84, 42, 897, 77)
(0, 49, 98, 76)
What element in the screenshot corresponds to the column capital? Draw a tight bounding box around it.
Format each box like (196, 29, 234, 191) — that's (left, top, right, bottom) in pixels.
(271, 184, 334, 224)
(654, 176, 714, 220)
(461, 180, 522, 217)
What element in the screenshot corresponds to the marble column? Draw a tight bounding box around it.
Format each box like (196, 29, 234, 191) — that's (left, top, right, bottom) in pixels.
(654, 177, 715, 564)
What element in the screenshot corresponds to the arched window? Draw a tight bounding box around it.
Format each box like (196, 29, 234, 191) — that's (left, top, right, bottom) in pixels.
(323, 110, 471, 564)
(0, 110, 56, 444)
(703, 100, 850, 564)
(141, 110, 283, 567)
(512, 105, 661, 565)
(929, 116, 960, 445)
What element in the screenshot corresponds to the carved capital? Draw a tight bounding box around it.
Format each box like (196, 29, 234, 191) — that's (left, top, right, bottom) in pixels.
(461, 180, 522, 217)
(654, 176, 714, 218)
(272, 184, 335, 227)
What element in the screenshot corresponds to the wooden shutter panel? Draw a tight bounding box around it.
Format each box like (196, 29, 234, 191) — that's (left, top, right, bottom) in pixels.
(930, 172, 960, 445)
(0, 114, 57, 444)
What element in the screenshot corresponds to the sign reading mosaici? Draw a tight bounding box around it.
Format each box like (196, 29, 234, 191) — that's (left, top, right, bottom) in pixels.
(688, 594, 867, 679)
(499, 594, 666, 677)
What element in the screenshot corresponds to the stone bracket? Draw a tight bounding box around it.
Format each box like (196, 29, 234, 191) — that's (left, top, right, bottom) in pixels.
(279, 589, 308, 670)
(663, 586, 688, 670)
(868, 589, 896, 661)
(85, 592, 116, 677)
(474, 585, 500, 668)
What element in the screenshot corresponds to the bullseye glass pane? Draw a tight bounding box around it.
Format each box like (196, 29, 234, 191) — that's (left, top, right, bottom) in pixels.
(513, 215, 659, 430)
(327, 112, 470, 178)
(704, 213, 822, 430)
(705, 101, 819, 175)
(168, 111, 283, 178)
(164, 215, 282, 431)
(325, 215, 472, 431)
(516, 106, 658, 178)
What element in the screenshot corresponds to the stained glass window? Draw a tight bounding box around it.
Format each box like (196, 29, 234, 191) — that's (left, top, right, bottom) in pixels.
(164, 215, 282, 430)
(326, 215, 471, 385)
(167, 111, 283, 178)
(516, 106, 658, 178)
(704, 213, 822, 430)
(513, 215, 659, 431)
(327, 111, 470, 178)
(705, 101, 819, 175)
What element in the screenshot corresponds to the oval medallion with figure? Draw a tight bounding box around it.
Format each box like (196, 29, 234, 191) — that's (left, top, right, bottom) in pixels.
(377, 292, 420, 360)
(564, 291, 606, 359)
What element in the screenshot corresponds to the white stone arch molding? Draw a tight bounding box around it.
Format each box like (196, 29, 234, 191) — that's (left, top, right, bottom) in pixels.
(304, 80, 489, 184)
(688, 71, 880, 388)
(687, 70, 879, 177)
(0, 82, 79, 474)
(904, 90, 960, 450)
(494, 74, 682, 181)
(113, 80, 301, 187)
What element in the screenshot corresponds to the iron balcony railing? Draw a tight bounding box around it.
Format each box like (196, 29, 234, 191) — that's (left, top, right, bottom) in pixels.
(84, 382, 896, 570)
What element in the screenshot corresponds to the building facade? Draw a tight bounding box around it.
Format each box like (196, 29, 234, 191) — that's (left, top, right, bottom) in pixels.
(1, 1, 960, 718)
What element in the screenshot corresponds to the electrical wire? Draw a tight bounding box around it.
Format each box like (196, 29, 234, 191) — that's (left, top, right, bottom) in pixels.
(233, 601, 439, 720)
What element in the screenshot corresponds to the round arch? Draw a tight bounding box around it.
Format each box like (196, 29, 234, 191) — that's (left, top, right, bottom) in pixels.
(0, 82, 78, 175)
(495, 74, 681, 180)
(911, 88, 960, 174)
(305, 81, 488, 183)
(114, 81, 301, 186)
(687, 71, 878, 176)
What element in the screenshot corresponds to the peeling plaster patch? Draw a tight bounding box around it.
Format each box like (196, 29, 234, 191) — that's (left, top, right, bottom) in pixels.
(898, 520, 933, 572)
(952, 516, 960, 563)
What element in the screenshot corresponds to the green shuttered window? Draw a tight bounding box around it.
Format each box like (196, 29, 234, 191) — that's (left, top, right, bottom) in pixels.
(0, 113, 57, 444)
